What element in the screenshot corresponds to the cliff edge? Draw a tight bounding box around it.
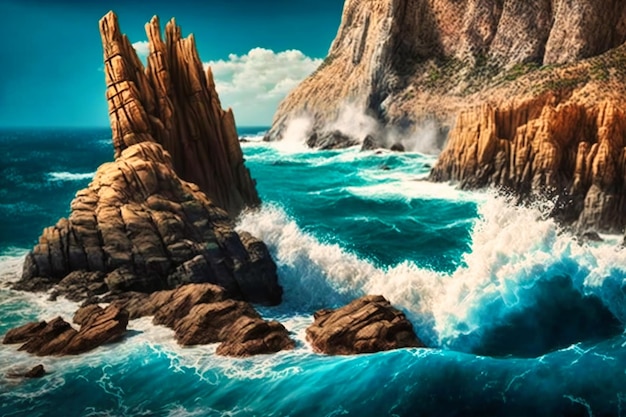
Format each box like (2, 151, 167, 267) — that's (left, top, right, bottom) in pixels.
(266, 0, 626, 234)
(266, 0, 626, 149)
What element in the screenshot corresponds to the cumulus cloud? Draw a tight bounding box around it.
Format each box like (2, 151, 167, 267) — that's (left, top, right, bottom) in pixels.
(204, 48, 322, 126)
(132, 41, 150, 61)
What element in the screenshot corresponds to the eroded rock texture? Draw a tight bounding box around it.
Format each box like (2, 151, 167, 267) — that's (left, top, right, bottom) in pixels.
(15, 12, 281, 306)
(266, 0, 626, 150)
(101, 12, 259, 215)
(306, 295, 424, 355)
(3, 305, 128, 356)
(431, 46, 626, 233)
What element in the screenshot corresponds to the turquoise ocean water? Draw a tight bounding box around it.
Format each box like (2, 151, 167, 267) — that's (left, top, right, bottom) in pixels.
(1, 127, 626, 416)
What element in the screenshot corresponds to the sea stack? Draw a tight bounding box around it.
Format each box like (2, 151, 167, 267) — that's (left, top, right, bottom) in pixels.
(14, 11, 282, 306)
(265, 0, 626, 234)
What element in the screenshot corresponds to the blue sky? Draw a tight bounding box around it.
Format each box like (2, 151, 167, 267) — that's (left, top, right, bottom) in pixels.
(0, 0, 343, 127)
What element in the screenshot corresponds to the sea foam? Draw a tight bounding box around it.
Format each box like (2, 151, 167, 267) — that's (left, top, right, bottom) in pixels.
(238, 194, 626, 354)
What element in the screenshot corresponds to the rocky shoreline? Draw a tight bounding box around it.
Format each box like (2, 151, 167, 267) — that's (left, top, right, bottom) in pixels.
(3, 11, 424, 367)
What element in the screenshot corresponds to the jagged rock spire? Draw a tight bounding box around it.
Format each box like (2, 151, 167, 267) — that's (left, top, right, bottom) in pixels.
(100, 11, 259, 217)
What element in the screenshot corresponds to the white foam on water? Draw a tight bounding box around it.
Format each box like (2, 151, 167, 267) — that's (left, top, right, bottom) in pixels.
(238, 196, 626, 348)
(48, 171, 95, 182)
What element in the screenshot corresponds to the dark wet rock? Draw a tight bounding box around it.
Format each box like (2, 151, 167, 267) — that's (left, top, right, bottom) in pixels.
(361, 134, 381, 151)
(579, 230, 603, 243)
(6, 364, 47, 379)
(390, 143, 405, 152)
(24, 364, 46, 378)
(11, 277, 55, 294)
(54, 271, 108, 302)
(306, 295, 424, 355)
(307, 130, 360, 150)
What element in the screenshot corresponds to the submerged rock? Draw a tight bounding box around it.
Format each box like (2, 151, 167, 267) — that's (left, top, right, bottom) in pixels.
(6, 364, 47, 379)
(306, 295, 424, 355)
(24, 365, 46, 378)
(360, 134, 382, 151)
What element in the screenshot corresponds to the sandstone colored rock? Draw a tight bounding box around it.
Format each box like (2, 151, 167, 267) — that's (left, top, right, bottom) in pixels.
(174, 300, 294, 357)
(100, 11, 259, 216)
(306, 295, 424, 355)
(3, 305, 128, 356)
(267, 0, 626, 151)
(15, 12, 282, 305)
(83, 283, 295, 357)
(431, 45, 626, 233)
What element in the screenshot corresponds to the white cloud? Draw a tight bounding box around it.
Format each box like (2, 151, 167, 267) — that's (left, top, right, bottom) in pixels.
(204, 48, 322, 126)
(132, 41, 150, 61)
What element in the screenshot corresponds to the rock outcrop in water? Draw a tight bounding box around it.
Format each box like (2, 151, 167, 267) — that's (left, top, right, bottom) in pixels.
(266, 0, 626, 233)
(306, 295, 424, 355)
(5, 12, 295, 359)
(14, 12, 281, 306)
(3, 305, 128, 356)
(106, 283, 294, 357)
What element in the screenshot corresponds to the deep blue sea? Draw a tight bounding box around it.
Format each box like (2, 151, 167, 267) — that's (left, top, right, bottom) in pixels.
(2, 127, 626, 416)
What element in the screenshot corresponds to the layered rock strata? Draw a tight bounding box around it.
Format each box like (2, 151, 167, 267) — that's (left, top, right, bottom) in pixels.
(102, 283, 294, 357)
(14, 12, 281, 305)
(101, 12, 259, 216)
(3, 305, 128, 356)
(306, 295, 424, 355)
(431, 46, 626, 233)
(266, 0, 626, 146)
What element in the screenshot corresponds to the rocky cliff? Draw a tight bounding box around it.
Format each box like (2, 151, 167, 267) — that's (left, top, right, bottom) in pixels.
(266, 0, 626, 233)
(266, 0, 626, 147)
(14, 11, 281, 305)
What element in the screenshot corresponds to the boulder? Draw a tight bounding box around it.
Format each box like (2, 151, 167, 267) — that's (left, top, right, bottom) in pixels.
(174, 299, 295, 357)
(306, 130, 360, 150)
(3, 305, 128, 356)
(24, 364, 46, 378)
(306, 295, 424, 355)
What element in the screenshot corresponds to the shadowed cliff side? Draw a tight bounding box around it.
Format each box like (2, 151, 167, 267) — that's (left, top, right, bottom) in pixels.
(101, 12, 259, 216)
(265, 0, 626, 149)
(14, 11, 281, 306)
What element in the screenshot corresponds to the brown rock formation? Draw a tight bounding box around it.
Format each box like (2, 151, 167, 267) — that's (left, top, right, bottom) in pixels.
(103, 283, 294, 357)
(3, 305, 128, 356)
(266, 0, 626, 150)
(101, 11, 259, 216)
(431, 46, 626, 233)
(306, 295, 424, 355)
(175, 300, 295, 356)
(15, 12, 282, 306)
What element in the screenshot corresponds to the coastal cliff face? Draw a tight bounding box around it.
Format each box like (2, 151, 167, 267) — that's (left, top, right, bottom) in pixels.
(267, 0, 626, 233)
(266, 0, 626, 145)
(15, 12, 281, 305)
